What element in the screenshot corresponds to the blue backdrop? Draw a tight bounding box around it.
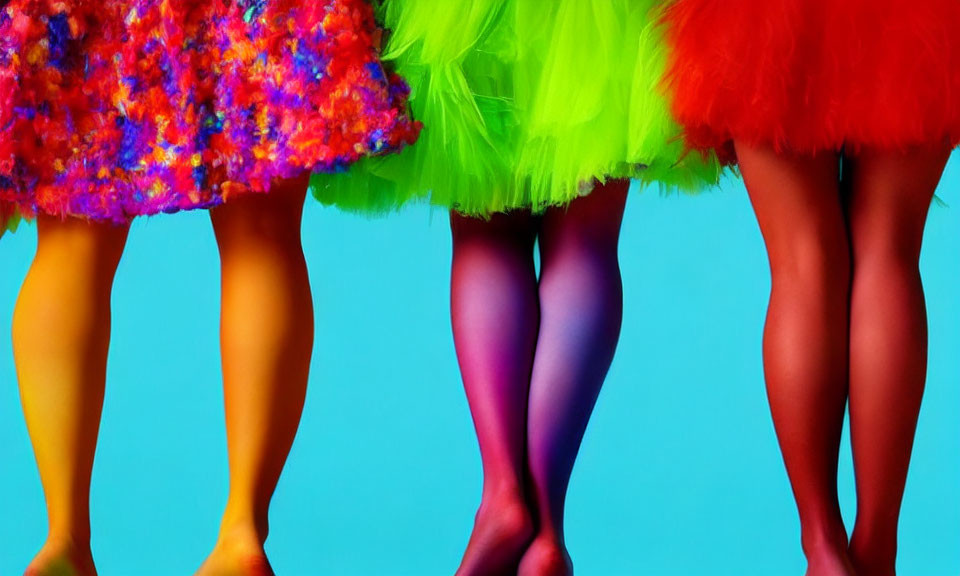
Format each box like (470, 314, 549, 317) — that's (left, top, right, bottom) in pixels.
(2, 161, 958, 575)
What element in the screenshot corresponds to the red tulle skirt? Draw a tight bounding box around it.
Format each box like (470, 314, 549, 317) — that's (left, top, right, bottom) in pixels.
(662, 0, 960, 163)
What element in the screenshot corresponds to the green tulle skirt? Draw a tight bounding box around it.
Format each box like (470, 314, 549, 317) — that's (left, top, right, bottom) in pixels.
(312, 0, 720, 216)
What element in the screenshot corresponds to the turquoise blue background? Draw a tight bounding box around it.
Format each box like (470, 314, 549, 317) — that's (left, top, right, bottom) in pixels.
(1, 163, 958, 575)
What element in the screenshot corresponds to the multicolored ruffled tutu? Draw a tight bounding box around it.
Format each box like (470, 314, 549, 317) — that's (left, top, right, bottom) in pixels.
(0, 0, 420, 223)
(313, 0, 720, 217)
(662, 0, 960, 163)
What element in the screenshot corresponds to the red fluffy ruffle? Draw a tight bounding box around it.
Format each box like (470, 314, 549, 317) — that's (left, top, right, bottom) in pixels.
(662, 0, 960, 163)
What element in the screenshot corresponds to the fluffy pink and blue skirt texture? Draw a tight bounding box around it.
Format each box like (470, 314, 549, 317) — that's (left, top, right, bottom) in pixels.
(0, 0, 420, 224)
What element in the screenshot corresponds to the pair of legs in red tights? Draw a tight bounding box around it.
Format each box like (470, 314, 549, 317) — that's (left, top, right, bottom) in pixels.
(16, 179, 313, 576)
(738, 141, 952, 576)
(450, 180, 629, 576)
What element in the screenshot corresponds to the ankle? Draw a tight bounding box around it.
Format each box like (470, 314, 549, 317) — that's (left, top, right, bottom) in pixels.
(197, 526, 273, 576)
(849, 556, 896, 576)
(480, 480, 530, 511)
(26, 538, 96, 576)
(525, 493, 565, 548)
(218, 513, 270, 548)
(477, 493, 534, 534)
(531, 529, 567, 546)
(518, 535, 572, 576)
(455, 491, 534, 576)
(801, 523, 849, 559)
(43, 531, 92, 555)
(849, 534, 897, 576)
(47, 517, 91, 546)
(480, 476, 526, 502)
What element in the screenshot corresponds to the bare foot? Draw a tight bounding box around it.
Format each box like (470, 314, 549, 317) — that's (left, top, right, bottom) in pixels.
(805, 547, 857, 576)
(455, 493, 534, 576)
(24, 539, 96, 576)
(194, 526, 273, 576)
(517, 535, 572, 576)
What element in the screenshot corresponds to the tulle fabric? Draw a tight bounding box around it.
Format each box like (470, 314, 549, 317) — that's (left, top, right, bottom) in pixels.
(205, 0, 420, 196)
(662, 0, 960, 163)
(0, 0, 419, 223)
(0, 201, 22, 237)
(313, 0, 720, 217)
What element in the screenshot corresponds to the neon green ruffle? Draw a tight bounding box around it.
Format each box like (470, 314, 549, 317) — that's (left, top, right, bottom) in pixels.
(312, 0, 720, 216)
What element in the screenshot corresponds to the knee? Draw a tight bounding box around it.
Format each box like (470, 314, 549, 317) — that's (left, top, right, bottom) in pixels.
(849, 223, 923, 274)
(769, 231, 851, 297)
(17, 223, 125, 339)
(34, 216, 128, 281)
(211, 192, 305, 254)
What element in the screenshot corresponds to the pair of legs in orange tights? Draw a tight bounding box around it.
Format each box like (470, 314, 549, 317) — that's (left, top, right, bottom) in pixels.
(450, 181, 629, 576)
(738, 141, 952, 576)
(16, 178, 314, 576)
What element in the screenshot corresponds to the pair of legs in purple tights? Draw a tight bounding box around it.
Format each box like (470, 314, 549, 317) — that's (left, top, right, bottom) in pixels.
(451, 180, 630, 576)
